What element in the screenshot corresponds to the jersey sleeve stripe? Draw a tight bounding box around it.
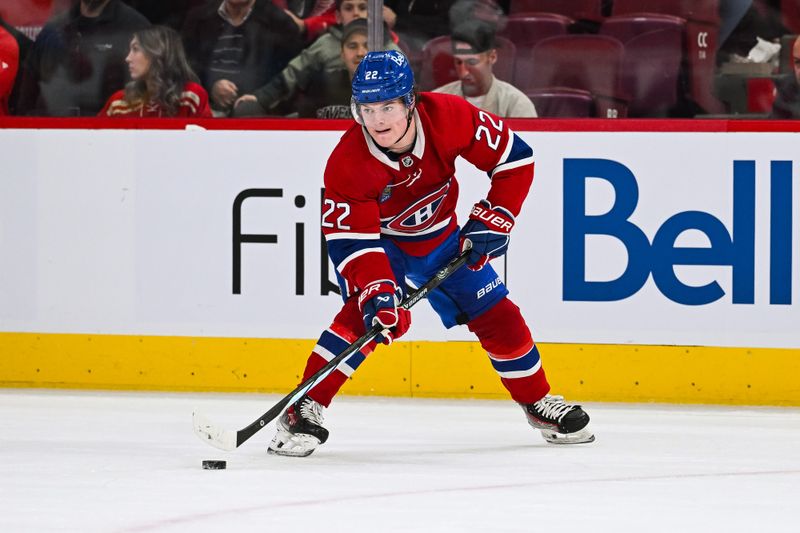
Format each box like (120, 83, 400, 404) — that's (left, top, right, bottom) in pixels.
(336, 247, 387, 273)
(498, 128, 515, 166)
(325, 231, 381, 241)
(491, 155, 535, 178)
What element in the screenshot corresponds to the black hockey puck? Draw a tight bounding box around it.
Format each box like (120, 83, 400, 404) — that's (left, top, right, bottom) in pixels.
(202, 460, 226, 470)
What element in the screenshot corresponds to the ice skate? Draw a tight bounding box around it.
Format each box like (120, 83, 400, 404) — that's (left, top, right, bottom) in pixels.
(268, 395, 329, 457)
(520, 395, 595, 444)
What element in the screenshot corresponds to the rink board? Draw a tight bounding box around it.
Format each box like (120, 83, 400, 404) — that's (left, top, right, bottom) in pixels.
(1, 119, 800, 405)
(2, 332, 800, 406)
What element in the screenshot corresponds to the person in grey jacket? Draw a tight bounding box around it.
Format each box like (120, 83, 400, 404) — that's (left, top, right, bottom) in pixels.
(233, 0, 399, 116)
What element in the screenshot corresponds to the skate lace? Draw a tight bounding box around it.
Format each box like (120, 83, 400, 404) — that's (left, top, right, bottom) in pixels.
(534, 395, 573, 422)
(299, 397, 325, 425)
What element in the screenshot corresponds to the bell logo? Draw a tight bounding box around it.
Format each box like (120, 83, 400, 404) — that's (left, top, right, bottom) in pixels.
(562, 159, 793, 306)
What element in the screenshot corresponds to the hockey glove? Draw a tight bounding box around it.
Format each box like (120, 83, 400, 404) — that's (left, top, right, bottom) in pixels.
(358, 280, 411, 345)
(459, 200, 515, 271)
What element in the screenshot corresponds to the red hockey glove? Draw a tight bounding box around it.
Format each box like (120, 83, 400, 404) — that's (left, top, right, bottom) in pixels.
(459, 200, 515, 271)
(357, 280, 411, 345)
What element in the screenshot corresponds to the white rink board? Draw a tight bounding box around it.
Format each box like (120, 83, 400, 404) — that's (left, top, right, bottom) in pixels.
(0, 128, 798, 348)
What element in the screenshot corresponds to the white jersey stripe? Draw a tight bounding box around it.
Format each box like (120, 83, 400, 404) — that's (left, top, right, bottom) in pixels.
(497, 128, 515, 167)
(336, 247, 386, 273)
(326, 232, 380, 241)
(491, 155, 535, 178)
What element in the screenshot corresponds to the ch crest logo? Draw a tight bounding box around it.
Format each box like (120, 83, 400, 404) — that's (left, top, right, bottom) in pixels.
(401, 156, 414, 167)
(385, 182, 450, 234)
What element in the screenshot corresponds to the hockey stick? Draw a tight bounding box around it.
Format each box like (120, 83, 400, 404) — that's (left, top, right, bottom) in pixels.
(193, 249, 470, 451)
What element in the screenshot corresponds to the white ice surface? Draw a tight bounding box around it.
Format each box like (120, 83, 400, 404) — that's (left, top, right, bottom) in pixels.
(1, 389, 799, 533)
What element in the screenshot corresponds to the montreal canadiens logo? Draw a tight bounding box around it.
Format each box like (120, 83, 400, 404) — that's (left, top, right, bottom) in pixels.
(385, 182, 450, 234)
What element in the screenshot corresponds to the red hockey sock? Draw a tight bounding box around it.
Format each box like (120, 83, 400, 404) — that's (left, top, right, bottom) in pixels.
(468, 297, 550, 404)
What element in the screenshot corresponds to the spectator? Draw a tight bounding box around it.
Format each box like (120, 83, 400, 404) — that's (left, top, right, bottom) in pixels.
(0, 15, 33, 116)
(98, 25, 211, 117)
(234, 0, 400, 116)
(771, 35, 800, 119)
(294, 17, 390, 118)
(181, 0, 303, 117)
(433, 21, 536, 118)
(17, 0, 150, 116)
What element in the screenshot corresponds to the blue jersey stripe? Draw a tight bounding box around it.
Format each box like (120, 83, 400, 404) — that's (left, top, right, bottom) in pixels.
(327, 238, 383, 270)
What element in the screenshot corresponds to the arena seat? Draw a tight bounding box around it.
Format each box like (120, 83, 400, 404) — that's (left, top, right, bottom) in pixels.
(781, 0, 800, 33)
(600, 14, 686, 117)
(509, 0, 603, 22)
(611, 0, 723, 113)
(418, 36, 516, 91)
(500, 12, 573, 85)
(526, 88, 594, 117)
(526, 34, 627, 117)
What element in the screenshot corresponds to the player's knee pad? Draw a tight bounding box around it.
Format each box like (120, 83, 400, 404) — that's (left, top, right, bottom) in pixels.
(467, 297, 532, 358)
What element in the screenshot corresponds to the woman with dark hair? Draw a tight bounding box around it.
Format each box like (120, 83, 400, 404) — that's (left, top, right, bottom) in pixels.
(99, 25, 211, 117)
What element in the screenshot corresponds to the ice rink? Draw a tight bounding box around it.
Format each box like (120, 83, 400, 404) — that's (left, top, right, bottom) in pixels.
(1, 389, 798, 532)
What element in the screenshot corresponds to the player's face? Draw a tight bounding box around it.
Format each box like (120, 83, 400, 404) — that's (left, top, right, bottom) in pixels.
(452, 46, 497, 97)
(342, 33, 368, 77)
(360, 99, 414, 150)
(337, 0, 368, 26)
(125, 37, 151, 82)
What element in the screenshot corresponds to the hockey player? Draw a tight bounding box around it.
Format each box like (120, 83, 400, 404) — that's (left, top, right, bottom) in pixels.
(268, 49, 594, 457)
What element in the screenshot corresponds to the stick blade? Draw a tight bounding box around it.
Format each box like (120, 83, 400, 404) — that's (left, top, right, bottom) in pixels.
(192, 410, 237, 451)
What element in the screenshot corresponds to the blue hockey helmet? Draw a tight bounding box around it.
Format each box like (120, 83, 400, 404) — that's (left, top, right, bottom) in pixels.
(351, 50, 415, 114)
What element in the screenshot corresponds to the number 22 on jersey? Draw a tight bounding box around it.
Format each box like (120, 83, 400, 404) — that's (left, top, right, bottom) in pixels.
(322, 199, 351, 230)
(475, 111, 503, 151)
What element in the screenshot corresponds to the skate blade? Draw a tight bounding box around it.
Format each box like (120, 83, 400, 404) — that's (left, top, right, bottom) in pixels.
(540, 427, 595, 445)
(268, 431, 321, 457)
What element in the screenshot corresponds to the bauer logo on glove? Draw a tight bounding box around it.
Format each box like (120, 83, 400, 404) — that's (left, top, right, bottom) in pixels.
(459, 200, 515, 271)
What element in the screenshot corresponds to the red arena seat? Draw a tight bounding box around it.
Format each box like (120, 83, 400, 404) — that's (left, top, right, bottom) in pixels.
(611, 0, 723, 113)
(500, 12, 573, 84)
(600, 14, 686, 117)
(782, 0, 800, 34)
(526, 88, 594, 117)
(418, 36, 516, 91)
(525, 34, 627, 117)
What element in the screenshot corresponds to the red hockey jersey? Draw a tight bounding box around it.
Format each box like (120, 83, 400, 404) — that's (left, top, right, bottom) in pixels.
(98, 82, 212, 118)
(323, 92, 534, 297)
